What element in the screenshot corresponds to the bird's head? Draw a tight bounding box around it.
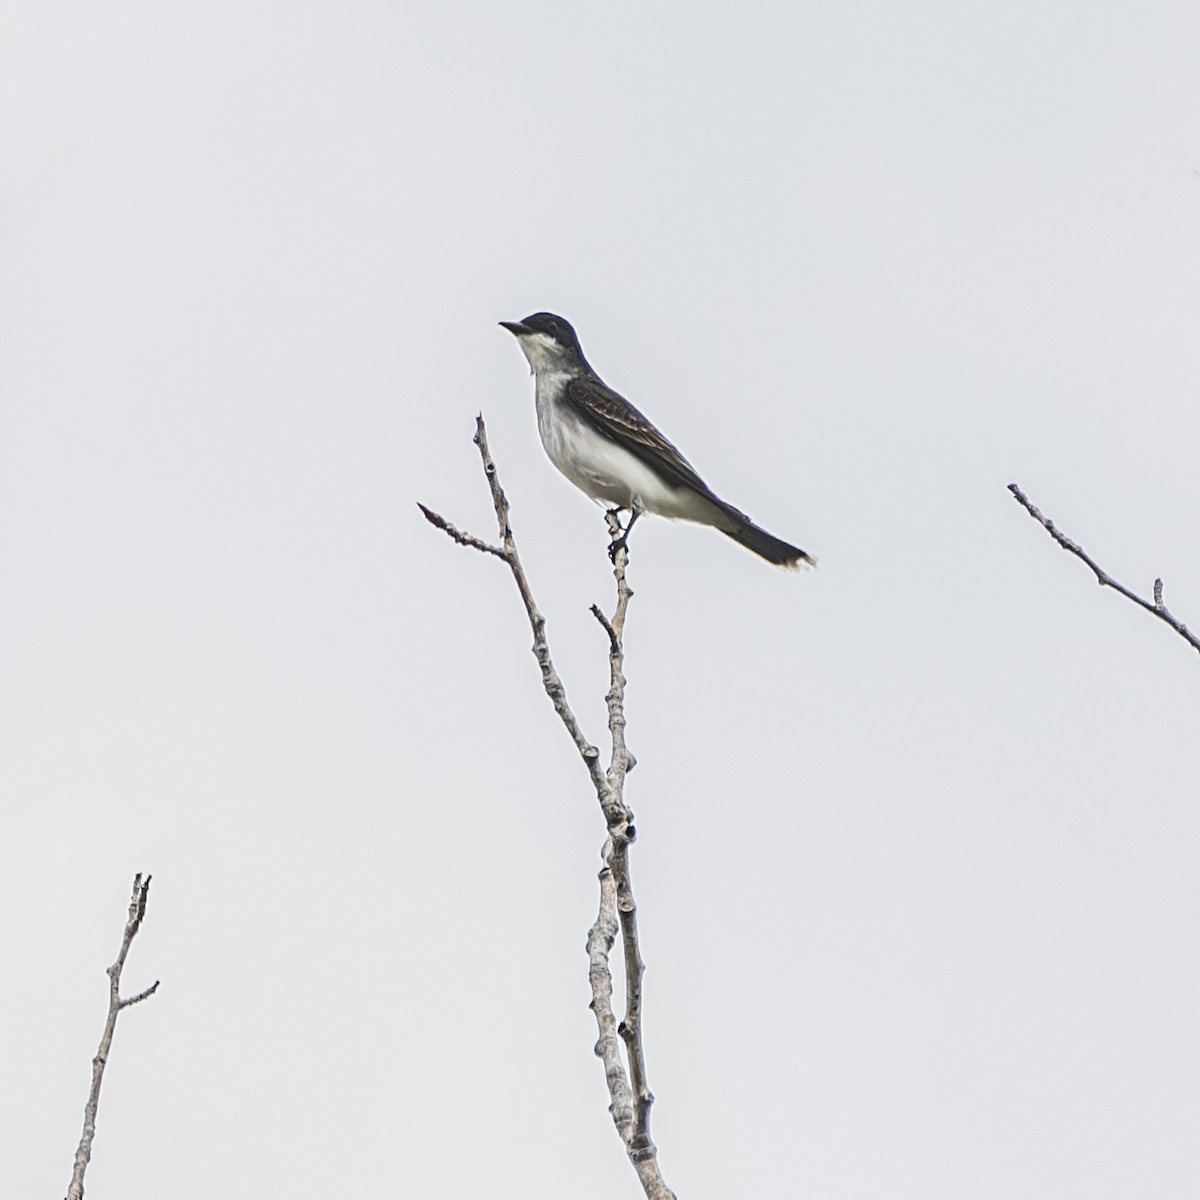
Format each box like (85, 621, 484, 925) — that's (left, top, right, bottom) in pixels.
(500, 312, 587, 375)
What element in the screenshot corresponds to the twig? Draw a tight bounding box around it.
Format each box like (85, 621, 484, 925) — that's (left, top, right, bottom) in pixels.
(416, 503, 505, 559)
(422, 417, 674, 1200)
(65, 874, 160, 1200)
(424, 418, 616, 813)
(1008, 483, 1200, 655)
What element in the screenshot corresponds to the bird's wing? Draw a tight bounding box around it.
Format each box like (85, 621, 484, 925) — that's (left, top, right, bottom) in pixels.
(563, 376, 720, 500)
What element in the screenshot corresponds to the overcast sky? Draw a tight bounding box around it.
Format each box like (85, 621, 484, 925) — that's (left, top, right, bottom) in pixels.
(4, 2, 1200, 1197)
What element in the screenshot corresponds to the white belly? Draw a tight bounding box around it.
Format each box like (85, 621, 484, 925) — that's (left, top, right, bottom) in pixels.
(535, 388, 722, 523)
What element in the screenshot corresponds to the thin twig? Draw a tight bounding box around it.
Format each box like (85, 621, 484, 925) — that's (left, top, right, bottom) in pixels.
(65, 874, 160, 1200)
(590, 603, 618, 652)
(422, 417, 674, 1199)
(422, 417, 614, 812)
(1008, 483, 1200, 655)
(416, 502, 506, 559)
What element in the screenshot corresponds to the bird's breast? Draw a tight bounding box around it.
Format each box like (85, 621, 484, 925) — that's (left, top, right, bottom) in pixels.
(533, 383, 710, 519)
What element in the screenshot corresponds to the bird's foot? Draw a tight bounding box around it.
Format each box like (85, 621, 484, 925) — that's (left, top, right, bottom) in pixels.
(606, 508, 639, 564)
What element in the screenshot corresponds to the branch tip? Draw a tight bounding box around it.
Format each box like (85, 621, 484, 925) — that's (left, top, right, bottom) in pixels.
(418, 501, 506, 559)
(591, 603, 618, 649)
(1009, 483, 1200, 656)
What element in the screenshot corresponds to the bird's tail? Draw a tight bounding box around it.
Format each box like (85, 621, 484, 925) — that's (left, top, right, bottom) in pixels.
(720, 514, 815, 571)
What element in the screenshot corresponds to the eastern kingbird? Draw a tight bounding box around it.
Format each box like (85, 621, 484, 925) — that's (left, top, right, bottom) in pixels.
(500, 313, 814, 570)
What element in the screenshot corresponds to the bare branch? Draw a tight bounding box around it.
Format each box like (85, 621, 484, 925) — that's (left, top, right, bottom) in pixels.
(423, 417, 674, 1199)
(591, 514, 657, 1162)
(422, 417, 615, 808)
(416, 502, 506, 559)
(65, 874, 160, 1200)
(590, 603, 618, 652)
(587, 851, 635, 1144)
(118, 981, 161, 1010)
(1008, 483, 1200, 655)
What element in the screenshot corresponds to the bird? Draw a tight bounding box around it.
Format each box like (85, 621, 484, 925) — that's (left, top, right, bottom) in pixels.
(500, 312, 814, 570)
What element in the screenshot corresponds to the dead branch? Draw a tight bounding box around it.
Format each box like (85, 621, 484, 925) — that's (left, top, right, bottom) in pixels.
(1008, 483, 1200, 655)
(421, 416, 674, 1200)
(65, 873, 160, 1200)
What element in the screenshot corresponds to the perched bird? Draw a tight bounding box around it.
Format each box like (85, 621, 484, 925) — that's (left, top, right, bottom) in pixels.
(500, 312, 814, 569)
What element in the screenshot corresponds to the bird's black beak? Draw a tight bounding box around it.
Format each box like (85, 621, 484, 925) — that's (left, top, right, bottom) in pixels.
(499, 320, 531, 337)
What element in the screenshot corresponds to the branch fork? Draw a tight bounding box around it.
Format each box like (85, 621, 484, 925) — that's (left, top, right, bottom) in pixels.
(65, 874, 159, 1200)
(422, 416, 675, 1200)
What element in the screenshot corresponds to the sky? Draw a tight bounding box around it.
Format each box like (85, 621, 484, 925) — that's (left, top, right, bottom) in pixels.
(4, 2, 1200, 1197)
